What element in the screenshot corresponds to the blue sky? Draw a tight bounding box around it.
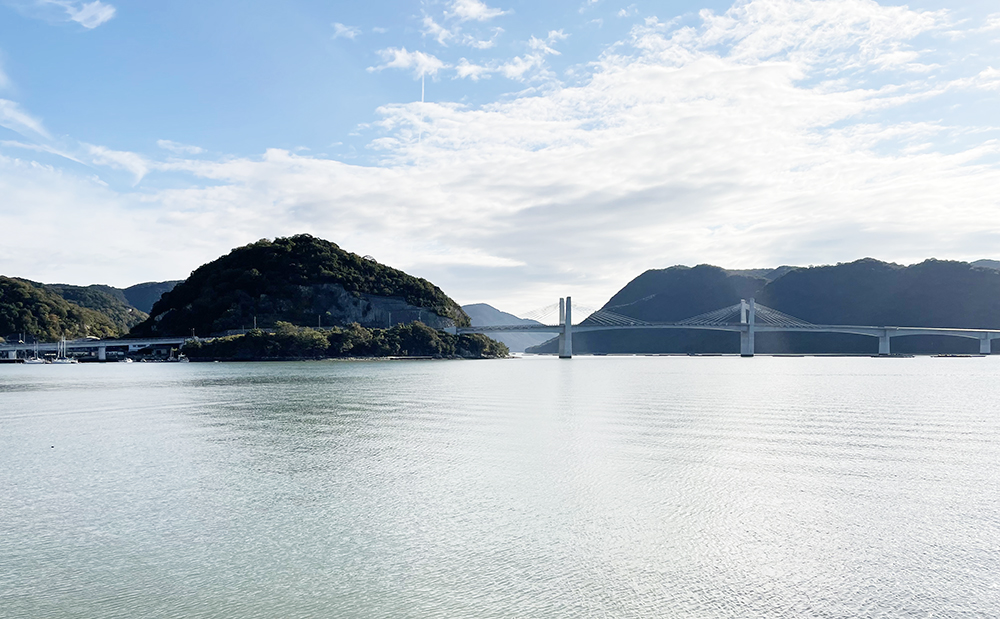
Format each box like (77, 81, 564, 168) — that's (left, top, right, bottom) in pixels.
(2, 0, 1000, 313)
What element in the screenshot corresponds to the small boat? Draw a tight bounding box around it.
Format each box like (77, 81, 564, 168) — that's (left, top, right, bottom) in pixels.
(52, 338, 78, 364)
(24, 342, 47, 364)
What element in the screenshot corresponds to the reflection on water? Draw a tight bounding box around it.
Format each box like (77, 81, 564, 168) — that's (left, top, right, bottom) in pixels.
(1, 357, 998, 618)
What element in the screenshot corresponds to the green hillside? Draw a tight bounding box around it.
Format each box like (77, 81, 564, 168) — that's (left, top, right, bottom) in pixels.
(130, 234, 470, 337)
(0, 277, 122, 341)
(44, 283, 148, 332)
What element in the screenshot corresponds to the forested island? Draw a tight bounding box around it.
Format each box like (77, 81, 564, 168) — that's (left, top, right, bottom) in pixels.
(131, 234, 468, 337)
(1, 235, 506, 360)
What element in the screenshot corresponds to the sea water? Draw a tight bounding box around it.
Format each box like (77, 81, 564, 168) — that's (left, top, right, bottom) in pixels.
(1, 356, 998, 618)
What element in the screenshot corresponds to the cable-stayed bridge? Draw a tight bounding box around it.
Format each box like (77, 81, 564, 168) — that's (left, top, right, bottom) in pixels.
(451, 297, 1000, 358)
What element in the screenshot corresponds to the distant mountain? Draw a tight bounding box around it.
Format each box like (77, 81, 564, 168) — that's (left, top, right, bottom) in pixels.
(527, 258, 1000, 355)
(462, 303, 550, 352)
(603, 264, 767, 322)
(0, 277, 122, 341)
(130, 234, 470, 337)
(123, 281, 182, 313)
(972, 259, 1000, 271)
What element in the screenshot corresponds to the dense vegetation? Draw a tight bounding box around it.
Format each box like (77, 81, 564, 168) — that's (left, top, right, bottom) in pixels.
(0, 277, 121, 341)
(183, 321, 508, 360)
(528, 259, 1000, 355)
(43, 282, 148, 331)
(131, 234, 469, 337)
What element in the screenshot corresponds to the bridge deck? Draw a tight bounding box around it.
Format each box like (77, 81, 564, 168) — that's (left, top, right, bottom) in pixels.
(458, 323, 1000, 339)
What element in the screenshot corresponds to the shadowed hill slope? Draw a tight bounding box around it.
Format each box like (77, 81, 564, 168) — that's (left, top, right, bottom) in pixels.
(123, 281, 182, 314)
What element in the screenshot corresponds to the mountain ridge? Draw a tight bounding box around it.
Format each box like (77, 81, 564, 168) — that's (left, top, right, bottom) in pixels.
(528, 257, 1000, 355)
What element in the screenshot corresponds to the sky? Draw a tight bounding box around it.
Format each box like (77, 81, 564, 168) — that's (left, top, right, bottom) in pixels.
(1, 0, 999, 314)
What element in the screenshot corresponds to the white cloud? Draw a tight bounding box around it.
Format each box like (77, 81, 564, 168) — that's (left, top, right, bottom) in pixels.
(0, 139, 83, 162)
(972, 13, 1000, 33)
(447, 0, 506, 23)
(86, 144, 148, 183)
(498, 30, 567, 81)
(455, 58, 492, 80)
(368, 48, 448, 78)
(157, 139, 204, 155)
(3, 0, 1000, 313)
(0, 99, 50, 139)
(695, 0, 945, 71)
(422, 16, 453, 46)
(462, 31, 501, 49)
(14, 1, 116, 29)
(332, 22, 360, 40)
(65, 0, 114, 28)
(422, 14, 502, 49)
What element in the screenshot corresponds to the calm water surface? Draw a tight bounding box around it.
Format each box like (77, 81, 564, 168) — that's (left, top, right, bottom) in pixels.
(1, 356, 998, 618)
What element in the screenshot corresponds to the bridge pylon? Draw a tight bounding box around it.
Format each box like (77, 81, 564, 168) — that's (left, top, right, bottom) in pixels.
(740, 298, 756, 357)
(559, 297, 573, 359)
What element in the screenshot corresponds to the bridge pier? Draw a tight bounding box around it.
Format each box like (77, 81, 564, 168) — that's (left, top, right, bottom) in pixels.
(558, 297, 573, 359)
(878, 330, 891, 356)
(4, 350, 16, 360)
(981, 334, 992, 355)
(98, 346, 107, 361)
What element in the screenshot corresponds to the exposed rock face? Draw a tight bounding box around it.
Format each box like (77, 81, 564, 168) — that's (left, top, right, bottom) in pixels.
(311, 283, 456, 330)
(151, 283, 456, 335)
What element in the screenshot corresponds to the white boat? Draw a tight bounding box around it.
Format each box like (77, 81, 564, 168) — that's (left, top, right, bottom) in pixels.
(52, 338, 78, 364)
(24, 342, 47, 364)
